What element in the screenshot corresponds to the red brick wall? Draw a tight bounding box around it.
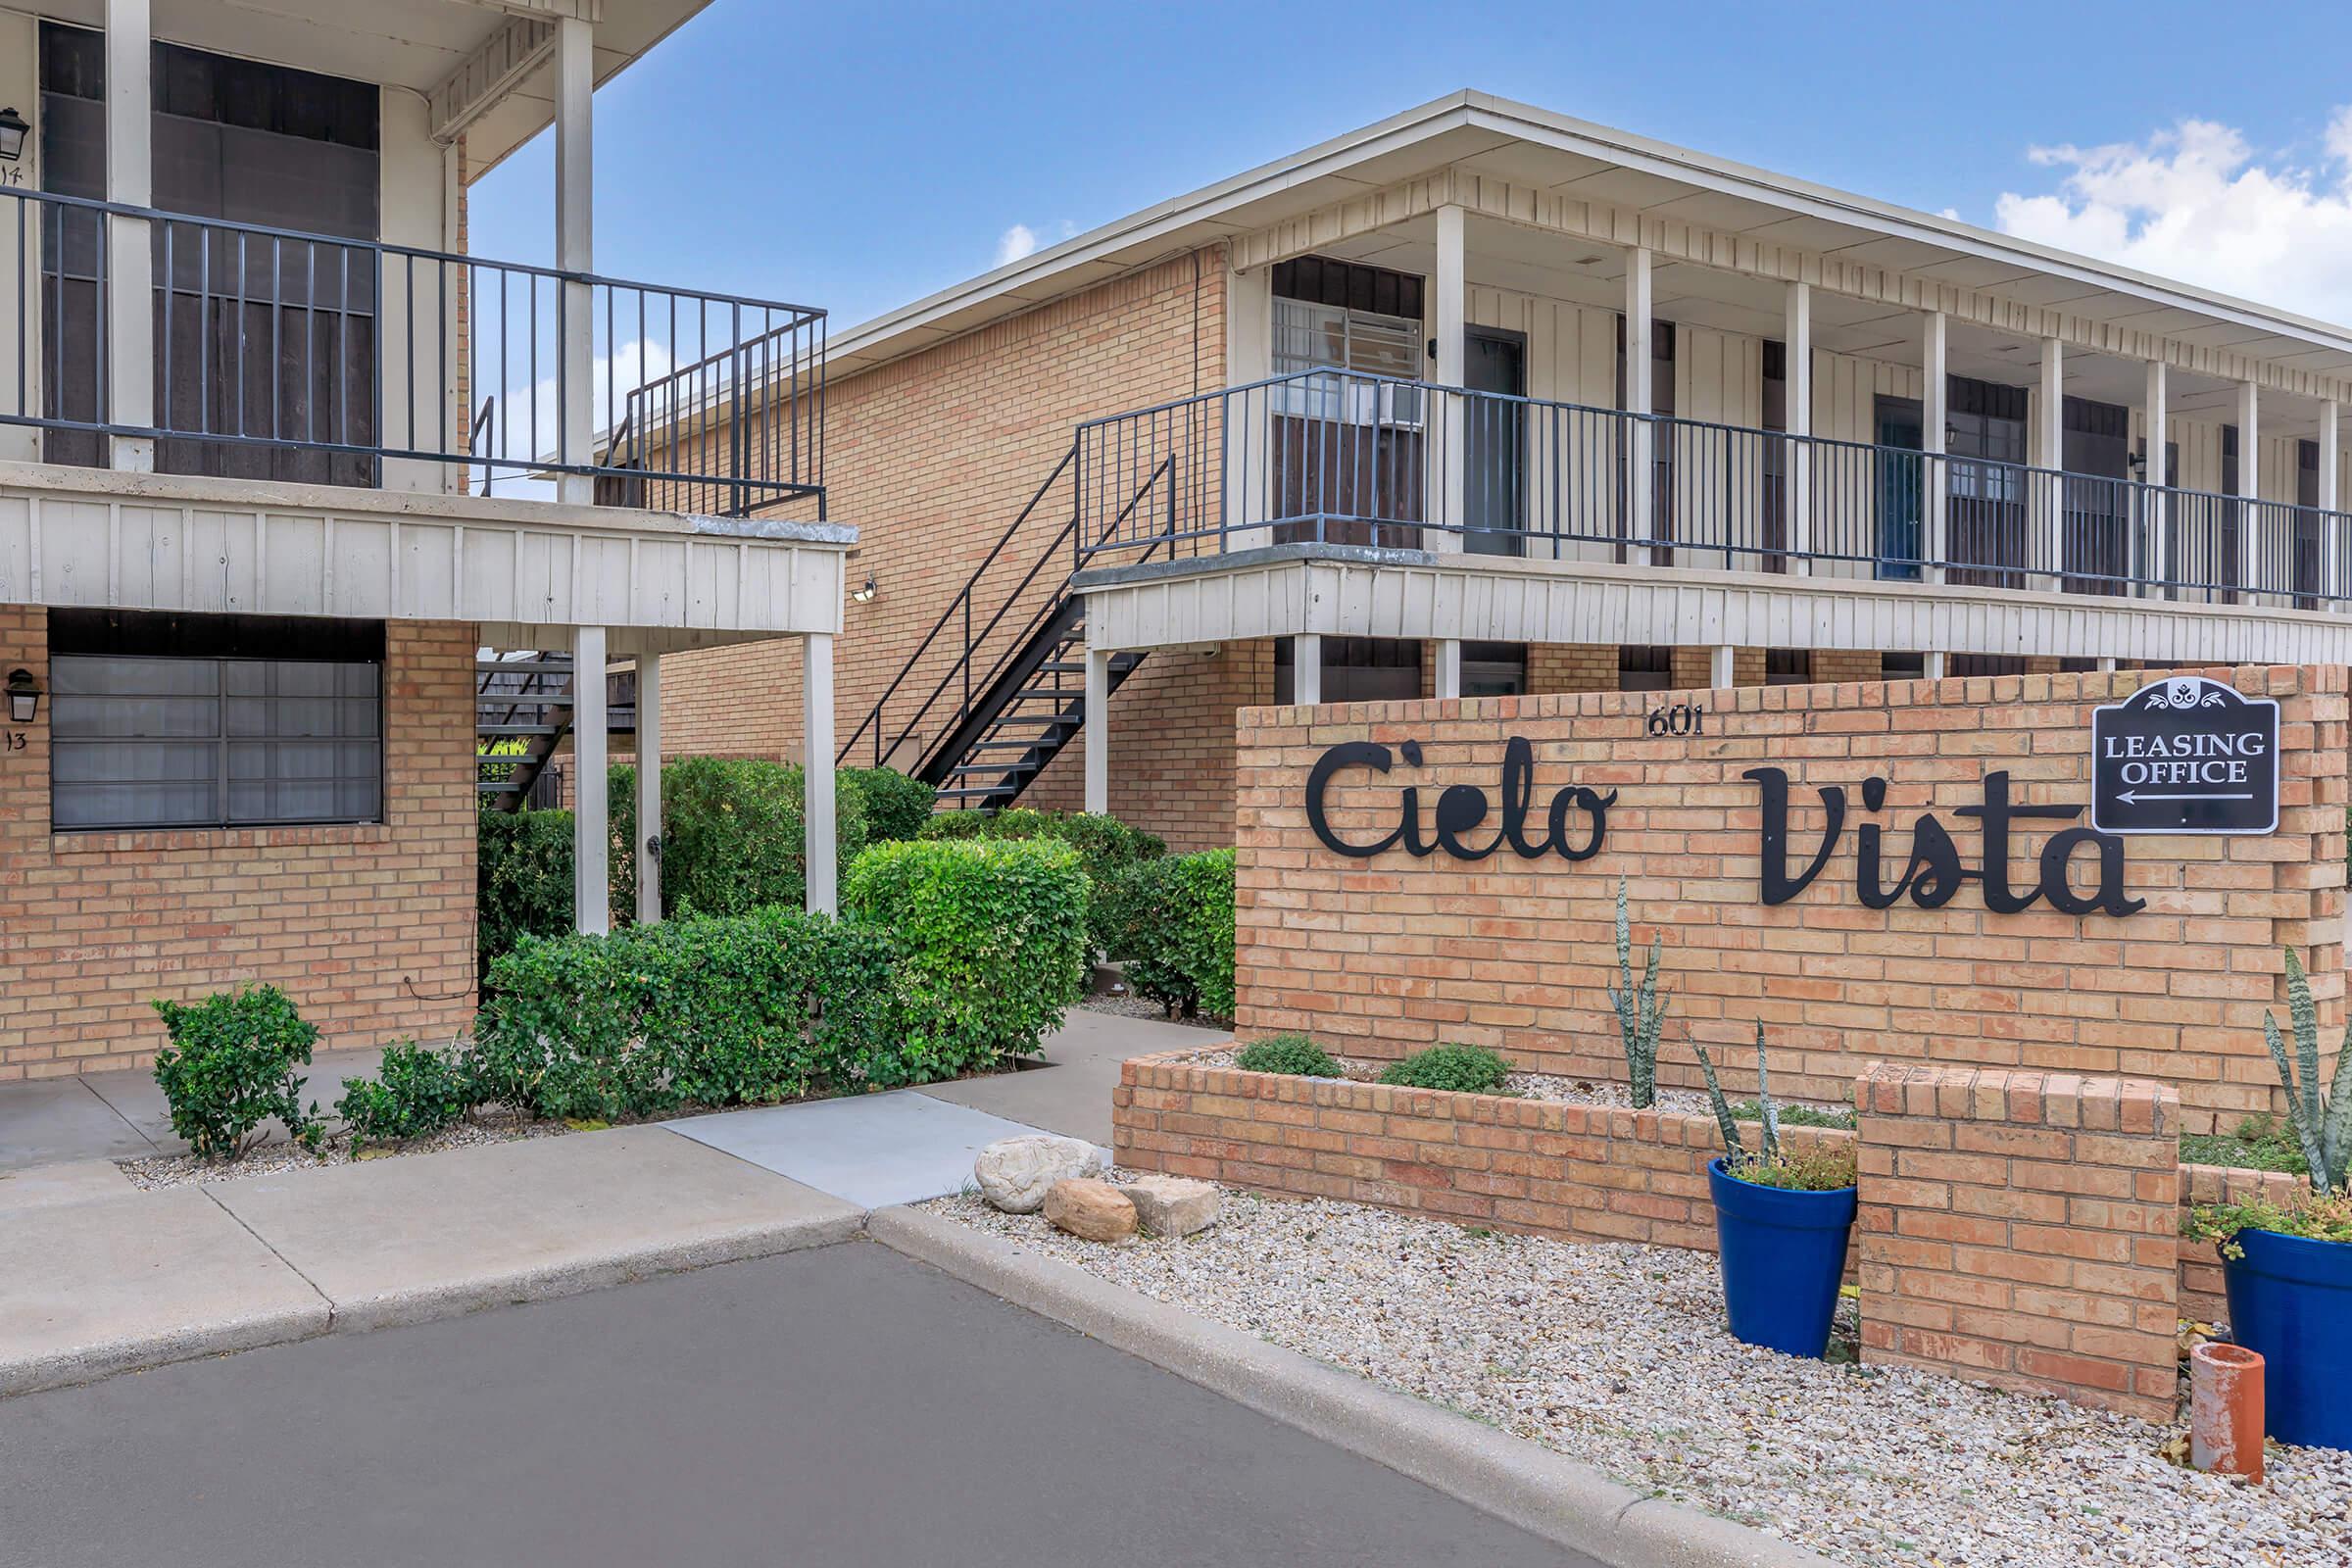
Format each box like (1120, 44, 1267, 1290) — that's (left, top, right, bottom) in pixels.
(0, 609, 479, 1079)
(1232, 664, 2347, 1128)
(1857, 1063, 2180, 1422)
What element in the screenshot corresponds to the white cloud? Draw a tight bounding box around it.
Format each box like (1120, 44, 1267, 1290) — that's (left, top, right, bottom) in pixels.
(1990, 110, 2352, 325)
(995, 223, 1040, 267)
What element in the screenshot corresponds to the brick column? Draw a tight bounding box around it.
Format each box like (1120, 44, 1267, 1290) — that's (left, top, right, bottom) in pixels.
(1857, 1063, 2180, 1422)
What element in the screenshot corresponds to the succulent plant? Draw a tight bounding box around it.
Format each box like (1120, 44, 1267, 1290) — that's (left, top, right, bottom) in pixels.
(2264, 947, 2351, 1194)
(1693, 1023, 1855, 1192)
(1606, 878, 1668, 1108)
(1693, 1021, 1777, 1164)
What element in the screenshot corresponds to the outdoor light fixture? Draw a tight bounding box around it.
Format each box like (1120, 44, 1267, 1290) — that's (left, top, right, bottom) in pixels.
(6, 667, 39, 724)
(0, 108, 29, 164)
(851, 575, 877, 604)
(2128, 447, 2149, 480)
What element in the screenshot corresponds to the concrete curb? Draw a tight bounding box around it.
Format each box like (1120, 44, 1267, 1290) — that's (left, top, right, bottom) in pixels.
(868, 1206, 1839, 1568)
(4, 1208, 862, 1399)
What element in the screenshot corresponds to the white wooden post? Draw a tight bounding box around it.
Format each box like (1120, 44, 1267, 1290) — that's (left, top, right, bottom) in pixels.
(634, 653, 662, 924)
(1922, 650, 1948, 680)
(2144, 361, 2169, 598)
(2321, 400, 2342, 600)
(1436, 638, 1463, 700)
(2040, 338, 2065, 589)
(2238, 381, 2262, 596)
(105, 0, 154, 471)
(1292, 634, 1323, 706)
(1708, 645, 1737, 689)
(1433, 203, 1466, 552)
(1922, 312, 1947, 583)
(804, 632, 837, 915)
(1083, 647, 1111, 815)
(1625, 248, 1654, 552)
(571, 626, 610, 935)
(1784, 281, 1812, 570)
(555, 16, 595, 505)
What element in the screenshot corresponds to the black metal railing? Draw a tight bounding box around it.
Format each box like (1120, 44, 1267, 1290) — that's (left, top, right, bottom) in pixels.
(0, 186, 824, 516)
(1076, 370, 2352, 609)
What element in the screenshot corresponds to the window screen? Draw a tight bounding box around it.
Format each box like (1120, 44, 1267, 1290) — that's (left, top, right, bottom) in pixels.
(1461, 641, 1528, 698)
(48, 612, 383, 830)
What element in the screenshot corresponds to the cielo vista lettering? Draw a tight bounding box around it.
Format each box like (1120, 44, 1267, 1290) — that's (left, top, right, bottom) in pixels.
(1303, 736, 1616, 861)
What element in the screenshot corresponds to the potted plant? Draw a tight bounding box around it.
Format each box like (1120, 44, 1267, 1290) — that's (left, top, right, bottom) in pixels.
(2184, 948, 2352, 1451)
(1692, 1024, 1859, 1358)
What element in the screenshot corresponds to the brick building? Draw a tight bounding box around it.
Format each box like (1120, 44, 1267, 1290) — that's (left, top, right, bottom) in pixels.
(660, 92, 2352, 853)
(0, 1, 850, 1078)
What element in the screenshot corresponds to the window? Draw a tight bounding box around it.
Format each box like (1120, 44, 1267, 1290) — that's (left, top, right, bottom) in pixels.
(1273, 637, 1422, 704)
(1948, 655, 2027, 678)
(1619, 645, 1673, 692)
(1765, 650, 1813, 686)
(1882, 652, 1928, 681)
(1460, 642, 1528, 698)
(49, 611, 383, 831)
(1271, 257, 1424, 420)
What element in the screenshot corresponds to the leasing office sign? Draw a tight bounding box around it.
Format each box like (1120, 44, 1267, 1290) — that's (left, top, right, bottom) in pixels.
(2090, 676, 2279, 836)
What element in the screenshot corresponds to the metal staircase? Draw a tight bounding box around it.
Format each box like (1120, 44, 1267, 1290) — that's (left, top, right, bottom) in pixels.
(476, 654, 637, 811)
(840, 444, 1171, 812)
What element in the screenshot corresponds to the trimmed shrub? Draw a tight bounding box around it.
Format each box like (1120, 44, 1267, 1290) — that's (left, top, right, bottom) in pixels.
(612, 757, 870, 921)
(845, 837, 1091, 1076)
(1234, 1033, 1342, 1077)
(1377, 1042, 1513, 1096)
(1120, 849, 1237, 1018)
(335, 1039, 478, 1147)
(468, 907, 906, 1123)
(919, 808, 1165, 956)
(478, 806, 575, 974)
(846, 766, 937, 844)
(151, 985, 325, 1159)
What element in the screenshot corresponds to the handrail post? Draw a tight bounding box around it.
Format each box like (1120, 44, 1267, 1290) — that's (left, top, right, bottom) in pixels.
(104, 0, 155, 471)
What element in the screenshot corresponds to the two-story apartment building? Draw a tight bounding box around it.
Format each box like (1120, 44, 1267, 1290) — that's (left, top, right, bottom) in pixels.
(0, 0, 849, 1078)
(652, 91, 2352, 854)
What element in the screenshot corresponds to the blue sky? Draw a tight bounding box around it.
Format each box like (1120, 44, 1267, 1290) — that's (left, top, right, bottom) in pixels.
(470, 0, 2352, 330)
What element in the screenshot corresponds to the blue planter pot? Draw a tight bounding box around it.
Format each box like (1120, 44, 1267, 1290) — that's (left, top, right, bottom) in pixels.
(1707, 1156, 1857, 1358)
(2222, 1227, 2352, 1451)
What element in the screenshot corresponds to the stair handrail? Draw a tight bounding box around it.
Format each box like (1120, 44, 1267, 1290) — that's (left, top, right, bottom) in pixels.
(839, 444, 1079, 768)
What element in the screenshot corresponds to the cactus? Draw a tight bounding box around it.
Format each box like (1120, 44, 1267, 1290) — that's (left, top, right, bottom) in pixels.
(2265, 947, 2352, 1194)
(1606, 878, 1669, 1108)
(1692, 1022, 1778, 1165)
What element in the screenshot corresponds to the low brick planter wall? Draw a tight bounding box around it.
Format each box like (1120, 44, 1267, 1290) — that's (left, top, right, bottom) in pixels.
(2178, 1161, 2310, 1325)
(1112, 1046, 1848, 1251)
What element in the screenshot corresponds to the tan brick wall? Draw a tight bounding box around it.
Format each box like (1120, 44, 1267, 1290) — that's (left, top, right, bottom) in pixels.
(658, 250, 1229, 799)
(2177, 1160, 2308, 1324)
(1856, 1063, 2180, 1422)
(1232, 664, 2347, 1127)
(0, 609, 479, 1079)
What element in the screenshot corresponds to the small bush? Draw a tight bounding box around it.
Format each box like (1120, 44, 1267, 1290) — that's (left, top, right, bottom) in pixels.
(919, 808, 1165, 956)
(2185, 1189, 2352, 1255)
(478, 807, 575, 974)
(1723, 1143, 1859, 1193)
(1234, 1033, 1343, 1077)
(845, 837, 1091, 1075)
(151, 985, 325, 1160)
(614, 757, 870, 921)
(1118, 849, 1237, 1017)
(845, 766, 938, 845)
(1377, 1042, 1513, 1096)
(335, 1039, 478, 1147)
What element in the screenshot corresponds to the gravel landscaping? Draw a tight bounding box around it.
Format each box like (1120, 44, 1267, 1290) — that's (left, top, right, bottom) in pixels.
(928, 1182, 2352, 1568)
(119, 1113, 572, 1190)
(1186, 1047, 1847, 1121)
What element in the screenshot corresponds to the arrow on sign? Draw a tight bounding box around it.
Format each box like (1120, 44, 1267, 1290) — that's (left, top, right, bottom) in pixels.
(2116, 791, 2254, 804)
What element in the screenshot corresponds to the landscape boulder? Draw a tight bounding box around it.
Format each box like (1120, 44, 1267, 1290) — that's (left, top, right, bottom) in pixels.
(1042, 1178, 1138, 1243)
(973, 1135, 1102, 1214)
(1119, 1174, 1221, 1237)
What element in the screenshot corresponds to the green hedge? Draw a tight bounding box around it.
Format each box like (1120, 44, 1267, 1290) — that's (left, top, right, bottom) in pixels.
(470, 906, 906, 1123)
(1117, 849, 1237, 1019)
(920, 808, 1165, 956)
(845, 766, 938, 845)
(614, 757, 869, 920)
(845, 837, 1091, 1077)
(477, 807, 576, 975)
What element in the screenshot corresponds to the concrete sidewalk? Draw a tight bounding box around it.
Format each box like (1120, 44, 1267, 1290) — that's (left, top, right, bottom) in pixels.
(0, 1045, 383, 1172)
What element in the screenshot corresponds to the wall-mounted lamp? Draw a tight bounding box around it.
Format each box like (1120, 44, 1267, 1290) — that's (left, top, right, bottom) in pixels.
(2127, 446, 2148, 481)
(0, 108, 28, 164)
(6, 667, 40, 724)
(850, 575, 877, 604)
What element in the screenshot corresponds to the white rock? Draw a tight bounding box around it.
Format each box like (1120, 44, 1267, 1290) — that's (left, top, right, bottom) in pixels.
(1120, 1174, 1221, 1237)
(972, 1135, 1102, 1213)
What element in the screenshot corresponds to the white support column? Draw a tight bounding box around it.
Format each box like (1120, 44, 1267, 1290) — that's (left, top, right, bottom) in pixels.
(803, 632, 837, 916)
(634, 653, 662, 925)
(2097, 657, 2119, 673)
(104, 0, 154, 471)
(1708, 644, 1737, 689)
(1435, 638, 1463, 700)
(554, 16, 595, 505)
(2144, 361, 2169, 597)
(1432, 203, 1466, 552)
(1922, 651, 1948, 681)
(2321, 400, 2342, 601)
(571, 626, 610, 936)
(1784, 281, 1812, 569)
(1292, 634, 1323, 707)
(1921, 312, 1947, 583)
(1083, 647, 1112, 815)
(2039, 338, 2065, 589)
(1625, 247, 1654, 550)
(2238, 381, 2262, 596)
